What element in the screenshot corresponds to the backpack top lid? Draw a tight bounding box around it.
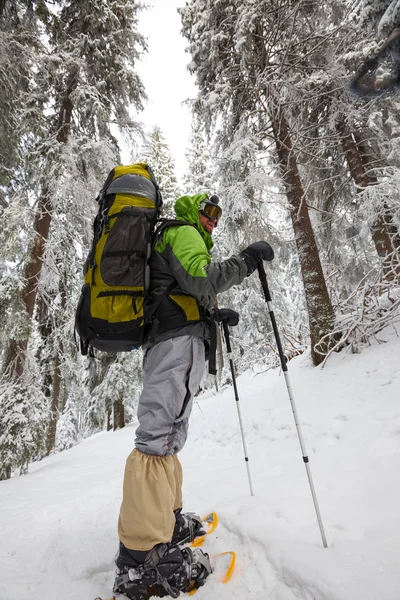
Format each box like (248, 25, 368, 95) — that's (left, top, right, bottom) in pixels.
(106, 173, 158, 202)
(102, 163, 163, 208)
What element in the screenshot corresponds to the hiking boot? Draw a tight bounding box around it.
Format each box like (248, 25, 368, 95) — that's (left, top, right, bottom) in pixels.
(171, 509, 206, 546)
(113, 542, 212, 599)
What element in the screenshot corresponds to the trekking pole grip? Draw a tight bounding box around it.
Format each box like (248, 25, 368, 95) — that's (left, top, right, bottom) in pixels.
(221, 319, 232, 354)
(257, 262, 271, 302)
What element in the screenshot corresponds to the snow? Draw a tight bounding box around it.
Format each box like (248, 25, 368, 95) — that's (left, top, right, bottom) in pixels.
(1, 327, 400, 600)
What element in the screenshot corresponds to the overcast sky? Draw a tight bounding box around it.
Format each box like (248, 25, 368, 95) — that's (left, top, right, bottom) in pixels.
(133, 0, 198, 182)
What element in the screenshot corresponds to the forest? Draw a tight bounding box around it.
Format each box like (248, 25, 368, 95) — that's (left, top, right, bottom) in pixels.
(1, 0, 399, 481)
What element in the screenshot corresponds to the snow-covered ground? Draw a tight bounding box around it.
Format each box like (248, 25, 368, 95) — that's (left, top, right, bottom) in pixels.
(1, 327, 400, 600)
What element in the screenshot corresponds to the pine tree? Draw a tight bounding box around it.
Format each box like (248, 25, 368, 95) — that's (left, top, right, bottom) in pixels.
(0, 0, 147, 478)
(2, 0, 147, 377)
(183, 119, 214, 193)
(138, 126, 181, 216)
(0, 1, 36, 188)
(179, 0, 336, 365)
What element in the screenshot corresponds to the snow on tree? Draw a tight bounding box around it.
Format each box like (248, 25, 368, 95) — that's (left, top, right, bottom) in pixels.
(137, 126, 181, 216)
(2, 0, 147, 375)
(182, 118, 215, 193)
(351, 0, 400, 35)
(0, 360, 47, 480)
(180, 0, 400, 367)
(179, 0, 336, 366)
(86, 352, 143, 434)
(0, 0, 148, 478)
(2, 0, 400, 476)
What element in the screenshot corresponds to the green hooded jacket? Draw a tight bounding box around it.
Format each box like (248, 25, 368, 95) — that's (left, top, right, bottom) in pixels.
(147, 194, 247, 345)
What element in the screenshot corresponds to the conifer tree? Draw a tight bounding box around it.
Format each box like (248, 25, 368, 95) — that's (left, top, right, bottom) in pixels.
(183, 119, 214, 193)
(180, 0, 336, 365)
(2, 0, 147, 378)
(0, 0, 147, 478)
(138, 126, 181, 215)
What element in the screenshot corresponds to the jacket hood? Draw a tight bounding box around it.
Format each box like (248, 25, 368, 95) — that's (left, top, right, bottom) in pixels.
(174, 193, 214, 251)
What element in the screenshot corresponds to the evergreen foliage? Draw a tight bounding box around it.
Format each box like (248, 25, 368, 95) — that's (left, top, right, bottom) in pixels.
(182, 119, 215, 193)
(0, 0, 147, 477)
(179, 0, 400, 369)
(137, 126, 181, 216)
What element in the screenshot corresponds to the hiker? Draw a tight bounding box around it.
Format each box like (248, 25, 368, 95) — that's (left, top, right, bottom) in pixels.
(113, 193, 274, 599)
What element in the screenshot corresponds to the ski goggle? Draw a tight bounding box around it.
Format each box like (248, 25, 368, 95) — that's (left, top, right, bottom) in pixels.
(199, 201, 222, 225)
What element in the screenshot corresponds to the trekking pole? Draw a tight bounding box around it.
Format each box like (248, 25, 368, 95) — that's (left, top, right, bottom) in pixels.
(257, 263, 328, 548)
(221, 319, 254, 497)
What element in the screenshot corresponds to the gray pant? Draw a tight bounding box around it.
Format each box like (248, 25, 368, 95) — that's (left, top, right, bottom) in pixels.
(135, 334, 206, 456)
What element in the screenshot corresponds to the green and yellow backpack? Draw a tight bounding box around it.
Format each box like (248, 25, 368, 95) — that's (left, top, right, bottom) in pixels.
(75, 163, 163, 355)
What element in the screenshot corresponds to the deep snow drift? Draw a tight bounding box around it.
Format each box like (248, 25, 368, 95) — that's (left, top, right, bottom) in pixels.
(1, 326, 400, 600)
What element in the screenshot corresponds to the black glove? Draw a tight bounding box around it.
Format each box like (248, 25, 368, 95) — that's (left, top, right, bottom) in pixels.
(213, 308, 240, 326)
(240, 241, 274, 276)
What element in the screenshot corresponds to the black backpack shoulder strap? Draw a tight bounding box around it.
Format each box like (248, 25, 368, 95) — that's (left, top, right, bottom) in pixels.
(153, 218, 198, 246)
(146, 219, 199, 343)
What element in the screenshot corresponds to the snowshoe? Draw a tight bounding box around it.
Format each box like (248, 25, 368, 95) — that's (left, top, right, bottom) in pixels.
(113, 541, 212, 599)
(171, 509, 206, 546)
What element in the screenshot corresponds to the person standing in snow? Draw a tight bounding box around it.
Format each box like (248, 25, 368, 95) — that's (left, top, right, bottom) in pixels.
(113, 193, 274, 599)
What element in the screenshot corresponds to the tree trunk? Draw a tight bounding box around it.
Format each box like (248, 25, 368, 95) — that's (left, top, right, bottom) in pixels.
(0, 0, 7, 20)
(35, 276, 67, 455)
(0, 465, 11, 481)
(35, 291, 56, 453)
(271, 105, 335, 366)
(106, 408, 112, 432)
(119, 400, 125, 429)
(2, 339, 26, 378)
(353, 128, 400, 250)
(46, 351, 62, 455)
(112, 398, 125, 430)
(113, 400, 119, 431)
(337, 119, 397, 257)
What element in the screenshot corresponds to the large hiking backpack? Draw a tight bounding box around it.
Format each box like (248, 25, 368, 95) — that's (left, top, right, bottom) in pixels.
(75, 163, 163, 355)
